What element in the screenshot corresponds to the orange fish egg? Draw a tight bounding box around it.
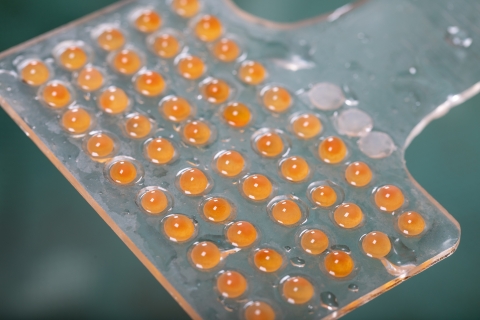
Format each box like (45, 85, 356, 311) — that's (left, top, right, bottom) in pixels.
(86, 132, 115, 159)
(135, 71, 165, 97)
(134, 9, 161, 33)
(215, 150, 245, 177)
(238, 60, 266, 85)
(271, 199, 302, 226)
(262, 86, 292, 113)
(163, 214, 196, 242)
(375, 185, 405, 212)
(190, 241, 221, 270)
(254, 248, 283, 273)
(226, 221, 257, 247)
(362, 231, 391, 258)
(171, 0, 200, 18)
(125, 114, 152, 139)
(282, 276, 314, 305)
(20, 60, 50, 86)
(242, 174, 273, 201)
(150, 33, 181, 59)
(97, 27, 125, 51)
(212, 38, 241, 62)
(195, 15, 223, 42)
(144, 137, 176, 164)
(109, 160, 138, 185)
(177, 55, 206, 80)
(324, 251, 354, 278)
(183, 120, 212, 146)
(178, 168, 209, 195)
(160, 96, 192, 122)
(345, 161, 372, 187)
(222, 102, 252, 128)
(334, 203, 363, 229)
(300, 229, 329, 255)
(98, 87, 129, 114)
(76, 66, 104, 92)
(292, 113, 322, 139)
(398, 211, 426, 236)
(310, 185, 337, 207)
(58, 45, 88, 71)
(42, 82, 72, 109)
(244, 301, 276, 320)
(203, 197, 232, 222)
(61, 108, 91, 134)
(202, 78, 230, 104)
(111, 49, 143, 75)
(280, 156, 310, 182)
(217, 270, 247, 298)
(255, 131, 284, 158)
(140, 189, 169, 214)
(318, 136, 347, 164)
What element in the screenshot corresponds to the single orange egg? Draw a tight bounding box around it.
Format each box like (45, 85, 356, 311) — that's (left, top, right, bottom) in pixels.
(262, 86, 291, 113)
(242, 174, 273, 201)
(20, 60, 50, 86)
(254, 248, 283, 273)
(215, 150, 245, 177)
(163, 214, 196, 242)
(398, 211, 425, 236)
(77, 66, 104, 92)
(109, 160, 138, 185)
(98, 87, 129, 114)
(42, 82, 72, 109)
(190, 241, 221, 270)
(140, 189, 169, 214)
(160, 96, 192, 122)
(324, 251, 354, 278)
(178, 168, 209, 195)
(177, 55, 205, 80)
(255, 132, 284, 158)
(222, 102, 252, 128)
(203, 197, 232, 222)
(226, 221, 257, 247)
(362, 231, 391, 258)
(271, 199, 302, 226)
(202, 78, 230, 104)
(212, 38, 241, 62)
(195, 15, 223, 42)
(334, 203, 363, 229)
(300, 229, 329, 255)
(125, 114, 152, 139)
(292, 113, 322, 139)
(238, 61, 266, 85)
(244, 301, 276, 320)
(150, 33, 181, 59)
(282, 276, 314, 305)
(318, 136, 347, 164)
(171, 0, 200, 18)
(134, 9, 161, 33)
(61, 108, 91, 134)
(97, 27, 125, 51)
(183, 120, 212, 146)
(58, 45, 88, 71)
(135, 71, 165, 97)
(144, 137, 176, 164)
(111, 49, 143, 75)
(310, 185, 337, 207)
(86, 132, 115, 159)
(280, 156, 310, 182)
(345, 161, 372, 187)
(217, 270, 247, 298)
(375, 185, 405, 212)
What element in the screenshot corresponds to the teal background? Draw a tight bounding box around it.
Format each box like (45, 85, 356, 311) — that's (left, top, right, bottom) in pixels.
(0, 0, 478, 318)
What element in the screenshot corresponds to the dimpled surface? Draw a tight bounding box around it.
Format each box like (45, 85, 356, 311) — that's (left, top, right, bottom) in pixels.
(318, 136, 347, 164)
(161, 96, 192, 122)
(203, 197, 232, 222)
(171, 0, 200, 18)
(86, 133, 115, 159)
(292, 113, 322, 139)
(97, 27, 125, 51)
(254, 248, 283, 272)
(300, 229, 329, 255)
(238, 60, 266, 85)
(202, 78, 230, 104)
(334, 203, 363, 229)
(255, 132, 284, 158)
(345, 161, 373, 187)
(398, 211, 426, 236)
(282, 276, 314, 305)
(112, 49, 142, 75)
(362, 231, 391, 258)
(262, 86, 291, 113)
(140, 189, 168, 214)
(177, 55, 205, 80)
(216, 271, 247, 298)
(109, 160, 137, 185)
(222, 102, 251, 128)
(98, 87, 129, 114)
(61, 108, 91, 134)
(242, 174, 272, 201)
(324, 251, 354, 278)
(271, 199, 302, 226)
(59, 46, 87, 70)
(280, 156, 310, 182)
(135, 71, 165, 97)
(77, 66, 104, 92)
(195, 15, 223, 42)
(226, 221, 257, 247)
(375, 185, 405, 212)
(212, 38, 240, 62)
(151, 33, 180, 59)
(163, 214, 195, 242)
(244, 301, 276, 320)
(21, 60, 50, 86)
(42, 82, 71, 108)
(178, 168, 209, 195)
(215, 150, 245, 177)
(190, 241, 221, 270)
(310, 185, 337, 207)
(145, 137, 175, 164)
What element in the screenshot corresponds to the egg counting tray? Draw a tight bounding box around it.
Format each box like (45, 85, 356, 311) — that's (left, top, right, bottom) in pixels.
(1, 0, 479, 318)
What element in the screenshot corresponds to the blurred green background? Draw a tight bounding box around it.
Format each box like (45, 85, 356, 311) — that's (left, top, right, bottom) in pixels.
(0, 0, 479, 319)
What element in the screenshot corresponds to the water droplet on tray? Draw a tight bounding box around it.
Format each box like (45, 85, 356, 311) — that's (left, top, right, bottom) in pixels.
(290, 257, 306, 267)
(348, 283, 359, 292)
(445, 26, 472, 48)
(320, 292, 339, 310)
